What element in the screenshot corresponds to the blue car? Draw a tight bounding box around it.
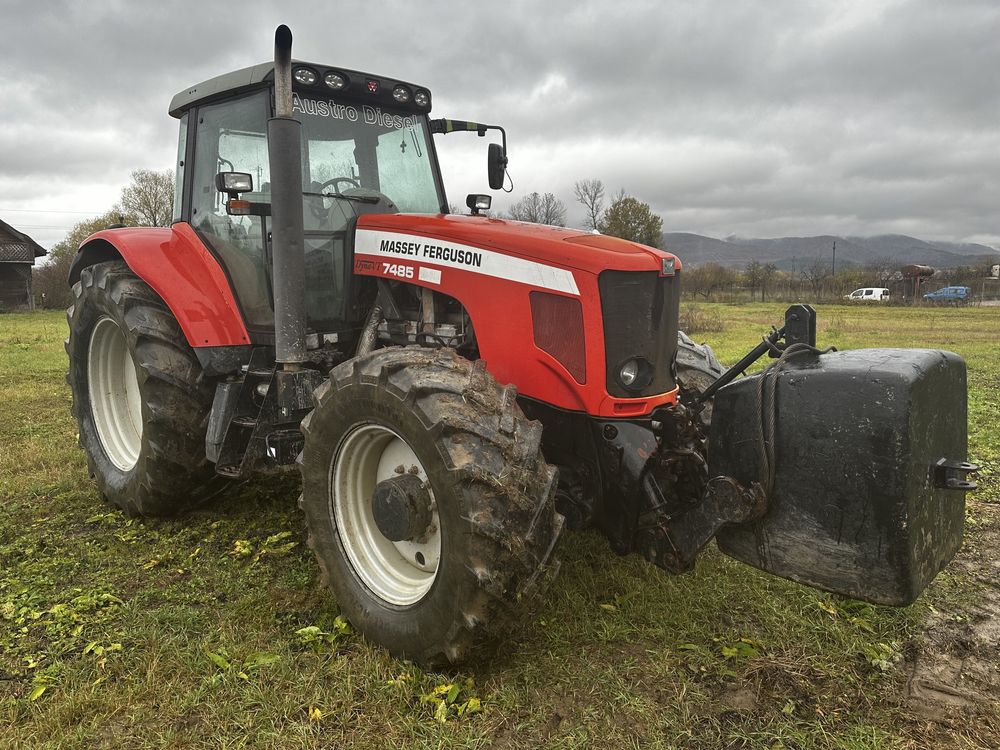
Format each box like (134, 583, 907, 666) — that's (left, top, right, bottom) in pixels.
(924, 286, 971, 304)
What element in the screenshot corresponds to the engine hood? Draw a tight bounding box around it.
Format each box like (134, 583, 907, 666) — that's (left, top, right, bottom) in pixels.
(356, 213, 680, 275)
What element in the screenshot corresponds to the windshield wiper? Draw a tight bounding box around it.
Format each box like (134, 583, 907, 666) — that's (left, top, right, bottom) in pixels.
(302, 191, 380, 204)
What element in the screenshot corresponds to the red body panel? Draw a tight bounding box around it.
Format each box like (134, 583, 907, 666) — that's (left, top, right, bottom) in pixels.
(82, 223, 250, 347)
(354, 213, 681, 417)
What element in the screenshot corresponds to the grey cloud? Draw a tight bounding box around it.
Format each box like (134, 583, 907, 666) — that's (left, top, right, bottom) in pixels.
(1, 0, 997, 249)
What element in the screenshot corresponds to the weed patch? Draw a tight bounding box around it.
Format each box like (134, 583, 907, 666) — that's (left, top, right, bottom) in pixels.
(680, 303, 725, 334)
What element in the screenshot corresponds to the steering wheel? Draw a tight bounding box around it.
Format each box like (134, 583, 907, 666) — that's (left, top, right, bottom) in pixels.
(318, 177, 361, 195)
(308, 177, 362, 221)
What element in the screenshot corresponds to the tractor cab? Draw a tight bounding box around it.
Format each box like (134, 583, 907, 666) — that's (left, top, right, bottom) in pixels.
(169, 62, 448, 340)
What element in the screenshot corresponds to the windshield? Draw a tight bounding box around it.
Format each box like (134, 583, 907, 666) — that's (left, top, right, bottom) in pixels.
(293, 93, 443, 214)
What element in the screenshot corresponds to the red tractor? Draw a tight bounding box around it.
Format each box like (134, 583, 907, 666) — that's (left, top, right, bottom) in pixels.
(66, 27, 976, 666)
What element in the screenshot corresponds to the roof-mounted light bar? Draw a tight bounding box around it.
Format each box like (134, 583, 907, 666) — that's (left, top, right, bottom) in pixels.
(285, 64, 432, 112)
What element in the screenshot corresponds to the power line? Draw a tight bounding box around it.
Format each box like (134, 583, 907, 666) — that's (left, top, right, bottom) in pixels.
(0, 207, 107, 215)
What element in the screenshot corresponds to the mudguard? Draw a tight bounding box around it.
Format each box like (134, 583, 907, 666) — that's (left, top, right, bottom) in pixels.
(70, 223, 250, 348)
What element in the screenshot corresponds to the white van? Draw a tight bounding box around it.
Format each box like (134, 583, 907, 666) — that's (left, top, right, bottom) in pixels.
(845, 287, 890, 302)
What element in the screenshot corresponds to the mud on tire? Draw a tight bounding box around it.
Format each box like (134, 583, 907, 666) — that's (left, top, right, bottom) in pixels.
(66, 261, 220, 516)
(299, 347, 563, 667)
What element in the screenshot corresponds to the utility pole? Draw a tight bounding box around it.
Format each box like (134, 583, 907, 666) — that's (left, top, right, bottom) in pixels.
(832, 240, 837, 277)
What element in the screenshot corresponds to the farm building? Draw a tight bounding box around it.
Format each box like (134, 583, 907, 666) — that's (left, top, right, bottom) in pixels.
(0, 219, 47, 310)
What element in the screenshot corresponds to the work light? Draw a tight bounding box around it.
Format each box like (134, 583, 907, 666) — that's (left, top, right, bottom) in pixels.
(293, 67, 318, 85)
(323, 71, 347, 90)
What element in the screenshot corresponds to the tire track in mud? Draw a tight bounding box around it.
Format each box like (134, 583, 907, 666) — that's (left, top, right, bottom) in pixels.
(904, 497, 1000, 731)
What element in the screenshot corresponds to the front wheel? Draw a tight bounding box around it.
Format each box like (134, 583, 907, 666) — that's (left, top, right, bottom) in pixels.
(299, 348, 563, 666)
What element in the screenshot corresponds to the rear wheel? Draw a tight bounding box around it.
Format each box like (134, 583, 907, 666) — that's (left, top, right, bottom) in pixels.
(675, 330, 726, 429)
(300, 347, 563, 666)
(67, 261, 220, 516)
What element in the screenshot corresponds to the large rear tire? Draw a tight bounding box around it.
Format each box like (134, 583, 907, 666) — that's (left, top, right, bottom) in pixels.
(66, 261, 220, 516)
(675, 330, 726, 429)
(299, 347, 563, 667)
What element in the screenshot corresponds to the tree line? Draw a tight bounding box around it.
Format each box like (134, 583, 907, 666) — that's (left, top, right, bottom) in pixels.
(684, 258, 997, 302)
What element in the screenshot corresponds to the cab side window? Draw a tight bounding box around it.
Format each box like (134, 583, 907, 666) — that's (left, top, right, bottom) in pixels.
(191, 92, 273, 328)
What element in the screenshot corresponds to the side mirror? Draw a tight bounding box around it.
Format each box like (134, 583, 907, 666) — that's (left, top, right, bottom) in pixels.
(215, 172, 253, 196)
(487, 143, 507, 190)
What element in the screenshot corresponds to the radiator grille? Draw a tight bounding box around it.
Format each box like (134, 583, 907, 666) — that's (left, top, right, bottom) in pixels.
(598, 270, 680, 398)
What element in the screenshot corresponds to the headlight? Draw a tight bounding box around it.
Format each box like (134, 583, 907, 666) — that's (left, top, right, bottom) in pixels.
(392, 85, 411, 103)
(414, 90, 431, 108)
(293, 67, 318, 85)
(619, 359, 639, 387)
(617, 357, 652, 391)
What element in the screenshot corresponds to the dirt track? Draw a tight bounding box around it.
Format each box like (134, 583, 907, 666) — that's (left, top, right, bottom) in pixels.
(903, 499, 1000, 744)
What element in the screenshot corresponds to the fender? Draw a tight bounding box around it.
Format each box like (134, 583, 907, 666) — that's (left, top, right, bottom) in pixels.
(70, 223, 250, 347)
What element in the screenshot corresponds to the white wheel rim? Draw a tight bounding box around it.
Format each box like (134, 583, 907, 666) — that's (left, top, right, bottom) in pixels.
(331, 423, 441, 606)
(88, 317, 143, 471)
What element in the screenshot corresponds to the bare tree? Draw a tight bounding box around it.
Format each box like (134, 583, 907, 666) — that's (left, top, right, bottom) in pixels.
(117, 169, 174, 227)
(507, 192, 567, 226)
(866, 256, 896, 287)
(685, 263, 739, 300)
(801, 257, 831, 297)
(745, 260, 765, 302)
(746, 261, 780, 301)
(573, 178, 605, 230)
(761, 263, 778, 301)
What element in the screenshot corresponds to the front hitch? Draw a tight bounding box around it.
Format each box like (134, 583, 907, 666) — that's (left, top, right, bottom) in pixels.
(593, 402, 766, 574)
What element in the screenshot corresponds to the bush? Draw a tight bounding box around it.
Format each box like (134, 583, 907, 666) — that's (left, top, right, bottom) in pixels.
(679, 304, 724, 334)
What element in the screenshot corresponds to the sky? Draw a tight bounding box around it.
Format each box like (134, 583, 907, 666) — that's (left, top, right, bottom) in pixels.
(1, 0, 997, 252)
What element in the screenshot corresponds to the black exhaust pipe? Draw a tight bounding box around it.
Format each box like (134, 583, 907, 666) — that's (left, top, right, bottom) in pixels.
(268, 24, 306, 368)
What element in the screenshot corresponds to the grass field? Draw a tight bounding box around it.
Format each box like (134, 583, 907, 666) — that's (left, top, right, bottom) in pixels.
(1, 304, 998, 749)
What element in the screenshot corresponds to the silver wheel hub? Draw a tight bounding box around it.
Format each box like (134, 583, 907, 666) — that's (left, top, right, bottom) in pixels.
(331, 423, 441, 605)
(88, 317, 142, 471)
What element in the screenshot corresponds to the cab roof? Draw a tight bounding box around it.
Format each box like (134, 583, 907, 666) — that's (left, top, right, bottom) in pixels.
(168, 61, 432, 119)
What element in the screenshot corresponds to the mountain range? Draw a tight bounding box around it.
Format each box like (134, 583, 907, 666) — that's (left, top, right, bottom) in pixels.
(661, 233, 999, 270)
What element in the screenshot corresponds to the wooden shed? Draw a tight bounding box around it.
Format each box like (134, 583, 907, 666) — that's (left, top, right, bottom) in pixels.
(0, 219, 47, 310)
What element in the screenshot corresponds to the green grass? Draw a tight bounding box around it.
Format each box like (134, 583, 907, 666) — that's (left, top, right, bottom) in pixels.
(1, 306, 998, 749)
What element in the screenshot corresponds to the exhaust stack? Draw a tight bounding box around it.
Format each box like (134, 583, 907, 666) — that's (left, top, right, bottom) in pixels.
(267, 24, 306, 368)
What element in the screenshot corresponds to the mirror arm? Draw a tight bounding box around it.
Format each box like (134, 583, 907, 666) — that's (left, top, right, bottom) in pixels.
(430, 119, 507, 158)
(490, 125, 507, 159)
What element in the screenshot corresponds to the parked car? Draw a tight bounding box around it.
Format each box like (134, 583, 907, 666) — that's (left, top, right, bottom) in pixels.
(924, 286, 971, 304)
(845, 287, 890, 301)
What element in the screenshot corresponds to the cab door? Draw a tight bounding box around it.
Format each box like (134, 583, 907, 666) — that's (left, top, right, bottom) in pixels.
(189, 91, 275, 331)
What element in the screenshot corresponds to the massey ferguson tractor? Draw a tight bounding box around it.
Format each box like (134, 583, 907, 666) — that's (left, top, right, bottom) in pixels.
(66, 27, 977, 666)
